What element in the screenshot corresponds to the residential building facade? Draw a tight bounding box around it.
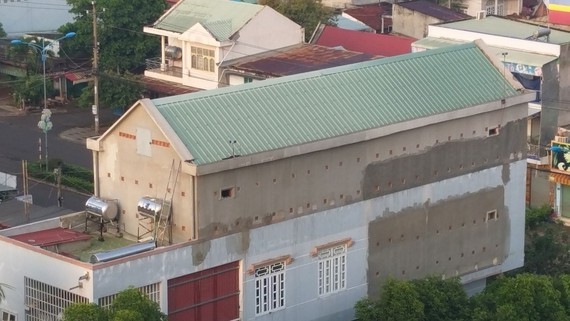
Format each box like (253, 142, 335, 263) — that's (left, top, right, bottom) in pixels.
(142, 0, 304, 91)
(0, 42, 533, 321)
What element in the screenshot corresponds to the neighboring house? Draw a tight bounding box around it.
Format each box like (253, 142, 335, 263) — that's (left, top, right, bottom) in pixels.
(220, 43, 380, 85)
(0, 0, 74, 37)
(334, 15, 376, 32)
(548, 0, 570, 24)
(143, 0, 304, 91)
(0, 41, 533, 321)
(392, 0, 470, 39)
(463, 0, 522, 17)
(412, 15, 570, 213)
(311, 25, 415, 56)
(343, 3, 393, 33)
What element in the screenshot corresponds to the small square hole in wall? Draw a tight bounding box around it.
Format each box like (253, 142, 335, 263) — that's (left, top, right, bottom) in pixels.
(416, 144, 420, 149)
(488, 127, 499, 136)
(273, 178, 277, 183)
(255, 182, 260, 187)
(340, 194, 344, 199)
(376, 153, 379, 158)
(107, 173, 111, 178)
(213, 191, 218, 197)
(221, 187, 235, 199)
(339, 161, 343, 166)
(121, 176, 124, 181)
(402, 147, 406, 152)
(181, 191, 185, 197)
(389, 150, 393, 155)
(357, 157, 361, 163)
(149, 183, 153, 188)
(122, 209, 126, 214)
(291, 173, 296, 178)
(473, 130, 476, 135)
(306, 202, 311, 209)
(325, 165, 329, 170)
(375, 185, 380, 192)
(289, 208, 293, 213)
(448, 136, 451, 141)
(436, 139, 439, 144)
(323, 198, 327, 204)
(357, 190, 361, 195)
(460, 133, 464, 138)
(307, 169, 311, 175)
(135, 180, 139, 185)
(167, 187, 171, 193)
(486, 210, 498, 221)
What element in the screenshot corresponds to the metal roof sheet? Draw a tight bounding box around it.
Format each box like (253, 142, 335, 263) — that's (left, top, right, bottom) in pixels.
(152, 0, 263, 41)
(414, 37, 558, 67)
(152, 43, 519, 165)
(438, 16, 570, 44)
(227, 44, 380, 77)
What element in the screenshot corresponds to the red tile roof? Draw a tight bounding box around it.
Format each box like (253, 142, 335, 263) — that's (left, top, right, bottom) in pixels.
(314, 26, 415, 57)
(10, 227, 91, 247)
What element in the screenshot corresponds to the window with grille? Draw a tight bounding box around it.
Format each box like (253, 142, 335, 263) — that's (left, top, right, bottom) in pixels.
(190, 47, 215, 72)
(255, 261, 285, 315)
(1, 310, 16, 321)
(24, 277, 89, 321)
(98, 283, 161, 309)
(485, 0, 504, 15)
(318, 244, 347, 296)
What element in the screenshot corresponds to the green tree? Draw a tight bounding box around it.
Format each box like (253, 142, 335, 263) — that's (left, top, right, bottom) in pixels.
(12, 74, 55, 107)
(412, 276, 469, 321)
(259, 0, 335, 41)
(60, 0, 167, 73)
(0, 283, 12, 303)
(62, 303, 107, 321)
(77, 71, 142, 109)
(109, 288, 166, 321)
(0, 22, 6, 38)
(471, 274, 568, 321)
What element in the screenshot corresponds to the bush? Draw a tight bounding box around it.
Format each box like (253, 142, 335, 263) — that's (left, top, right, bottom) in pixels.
(526, 205, 553, 229)
(27, 160, 93, 193)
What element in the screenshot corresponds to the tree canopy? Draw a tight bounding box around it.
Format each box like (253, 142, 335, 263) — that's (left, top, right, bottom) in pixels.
(63, 288, 166, 321)
(0, 22, 6, 38)
(259, 0, 335, 41)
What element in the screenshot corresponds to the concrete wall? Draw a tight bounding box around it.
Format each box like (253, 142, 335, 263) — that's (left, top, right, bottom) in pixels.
(96, 105, 195, 242)
(0, 0, 74, 37)
(392, 5, 441, 39)
(195, 105, 527, 241)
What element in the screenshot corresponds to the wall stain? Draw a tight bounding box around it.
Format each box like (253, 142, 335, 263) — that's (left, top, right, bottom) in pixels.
(192, 240, 211, 266)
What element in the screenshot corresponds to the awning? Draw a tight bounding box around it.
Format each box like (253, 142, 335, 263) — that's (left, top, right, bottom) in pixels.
(64, 71, 92, 85)
(550, 172, 570, 185)
(412, 37, 558, 76)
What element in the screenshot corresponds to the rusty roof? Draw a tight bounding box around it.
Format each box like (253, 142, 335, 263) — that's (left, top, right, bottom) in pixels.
(395, 0, 470, 21)
(141, 76, 202, 96)
(226, 44, 380, 78)
(10, 227, 91, 247)
(344, 3, 392, 31)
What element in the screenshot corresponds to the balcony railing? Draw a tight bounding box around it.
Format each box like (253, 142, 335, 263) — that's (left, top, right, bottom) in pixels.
(145, 57, 182, 78)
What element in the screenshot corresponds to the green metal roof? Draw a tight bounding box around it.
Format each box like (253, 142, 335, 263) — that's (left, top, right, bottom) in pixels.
(152, 0, 263, 41)
(438, 16, 570, 44)
(152, 43, 519, 165)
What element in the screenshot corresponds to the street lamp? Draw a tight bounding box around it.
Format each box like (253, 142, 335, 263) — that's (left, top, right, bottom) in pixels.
(38, 109, 53, 170)
(11, 32, 76, 110)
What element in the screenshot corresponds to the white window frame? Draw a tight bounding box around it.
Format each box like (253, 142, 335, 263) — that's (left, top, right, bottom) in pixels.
(1, 310, 16, 321)
(254, 261, 286, 315)
(190, 46, 215, 73)
(317, 244, 347, 296)
(98, 282, 161, 309)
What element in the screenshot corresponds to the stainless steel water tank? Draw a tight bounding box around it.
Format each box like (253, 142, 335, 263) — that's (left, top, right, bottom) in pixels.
(85, 196, 119, 221)
(137, 196, 163, 218)
(90, 240, 156, 263)
(164, 46, 182, 60)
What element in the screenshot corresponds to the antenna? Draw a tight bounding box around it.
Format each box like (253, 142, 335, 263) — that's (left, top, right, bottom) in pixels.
(230, 139, 237, 158)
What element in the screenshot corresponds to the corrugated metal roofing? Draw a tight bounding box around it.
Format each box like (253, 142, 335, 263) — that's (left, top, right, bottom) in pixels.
(228, 44, 379, 77)
(152, 43, 519, 165)
(396, 0, 470, 21)
(439, 16, 570, 44)
(152, 0, 263, 41)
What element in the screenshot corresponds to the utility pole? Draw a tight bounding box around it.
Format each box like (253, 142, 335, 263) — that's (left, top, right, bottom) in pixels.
(22, 160, 29, 223)
(92, 0, 100, 134)
(55, 165, 62, 207)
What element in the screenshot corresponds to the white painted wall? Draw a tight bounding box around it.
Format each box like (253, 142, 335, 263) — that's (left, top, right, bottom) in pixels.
(0, 159, 525, 320)
(428, 25, 561, 56)
(0, 0, 74, 37)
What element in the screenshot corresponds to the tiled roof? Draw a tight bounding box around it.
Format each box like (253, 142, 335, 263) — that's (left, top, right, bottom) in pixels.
(227, 44, 380, 77)
(151, 43, 519, 165)
(151, 0, 263, 41)
(395, 0, 470, 21)
(439, 16, 570, 44)
(314, 26, 414, 56)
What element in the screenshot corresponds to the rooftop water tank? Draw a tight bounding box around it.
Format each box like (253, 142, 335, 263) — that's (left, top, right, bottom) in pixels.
(85, 196, 119, 221)
(137, 196, 163, 218)
(90, 240, 156, 263)
(165, 46, 182, 60)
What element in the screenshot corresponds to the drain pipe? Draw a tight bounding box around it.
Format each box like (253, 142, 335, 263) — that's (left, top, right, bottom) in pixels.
(93, 150, 100, 197)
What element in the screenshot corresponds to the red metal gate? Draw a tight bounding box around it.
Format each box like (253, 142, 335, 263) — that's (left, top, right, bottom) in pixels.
(168, 261, 240, 321)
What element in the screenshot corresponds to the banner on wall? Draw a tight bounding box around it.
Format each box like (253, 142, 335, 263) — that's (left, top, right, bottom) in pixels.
(551, 141, 570, 172)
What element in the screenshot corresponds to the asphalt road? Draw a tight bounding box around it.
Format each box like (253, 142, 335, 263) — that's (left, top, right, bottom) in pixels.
(0, 107, 116, 211)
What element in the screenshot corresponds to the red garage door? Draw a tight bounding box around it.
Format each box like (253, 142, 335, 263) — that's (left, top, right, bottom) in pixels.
(168, 261, 240, 321)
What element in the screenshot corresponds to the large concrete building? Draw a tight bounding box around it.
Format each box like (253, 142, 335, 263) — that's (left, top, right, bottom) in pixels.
(0, 0, 74, 37)
(0, 41, 533, 321)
